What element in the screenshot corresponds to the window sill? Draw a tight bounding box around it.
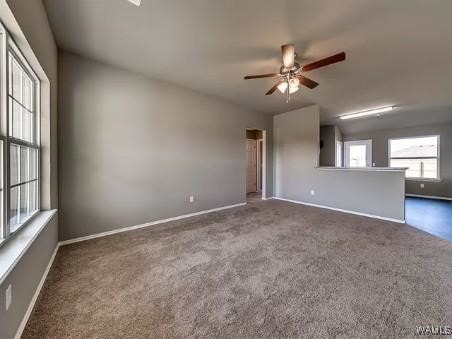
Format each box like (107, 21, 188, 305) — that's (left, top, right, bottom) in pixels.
(0, 209, 57, 285)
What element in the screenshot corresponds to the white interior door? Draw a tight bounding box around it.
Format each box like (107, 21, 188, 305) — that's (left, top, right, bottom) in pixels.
(344, 140, 372, 168)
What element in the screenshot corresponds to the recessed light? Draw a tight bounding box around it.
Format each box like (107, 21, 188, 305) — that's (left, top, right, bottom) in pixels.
(340, 106, 394, 120)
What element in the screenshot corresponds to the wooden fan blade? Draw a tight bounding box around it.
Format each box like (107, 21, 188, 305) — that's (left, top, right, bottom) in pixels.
(244, 73, 280, 80)
(281, 44, 295, 68)
(297, 75, 319, 89)
(265, 80, 284, 95)
(302, 52, 346, 72)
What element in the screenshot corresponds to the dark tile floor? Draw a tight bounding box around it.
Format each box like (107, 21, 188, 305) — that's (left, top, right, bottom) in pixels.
(405, 197, 452, 241)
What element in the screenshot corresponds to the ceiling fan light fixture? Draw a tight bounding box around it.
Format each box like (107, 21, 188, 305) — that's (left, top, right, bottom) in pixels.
(289, 86, 299, 94)
(277, 82, 288, 93)
(127, 0, 142, 6)
(277, 77, 300, 94)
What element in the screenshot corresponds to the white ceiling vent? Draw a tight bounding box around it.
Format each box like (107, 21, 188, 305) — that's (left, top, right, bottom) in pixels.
(127, 0, 141, 6)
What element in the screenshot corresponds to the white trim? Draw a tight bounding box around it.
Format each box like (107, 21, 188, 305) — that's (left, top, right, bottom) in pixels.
(406, 194, 452, 201)
(245, 128, 267, 200)
(274, 197, 405, 223)
(388, 135, 440, 180)
(59, 203, 247, 246)
(14, 244, 59, 339)
(0, 210, 57, 285)
(344, 139, 373, 168)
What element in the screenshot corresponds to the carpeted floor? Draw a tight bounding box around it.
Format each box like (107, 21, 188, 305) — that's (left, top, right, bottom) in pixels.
(23, 200, 452, 338)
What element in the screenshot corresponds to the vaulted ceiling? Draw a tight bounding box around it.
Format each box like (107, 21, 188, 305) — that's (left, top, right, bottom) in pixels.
(44, 0, 452, 133)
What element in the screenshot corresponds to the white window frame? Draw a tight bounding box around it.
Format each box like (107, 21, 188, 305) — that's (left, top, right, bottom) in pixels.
(388, 135, 440, 182)
(344, 139, 372, 168)
(0, 21, 40, 247)
(335, 140, 343, 167)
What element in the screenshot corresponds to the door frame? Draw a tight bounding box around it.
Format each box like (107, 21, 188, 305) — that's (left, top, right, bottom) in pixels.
(245, 128, 267, 200)
(344, 139, 373, 168)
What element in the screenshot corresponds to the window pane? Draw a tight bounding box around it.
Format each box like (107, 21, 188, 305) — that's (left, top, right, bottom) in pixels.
(8, 98, 33, 142)
(30, 148, 38, 180)
(10, 57, 22, 100)
(22, 72, 33, 110)
(30, 181, 38, 213)
(8, 54, 34, 143)
(390, 136, 438, 158)
(390, 159, 438, 179)
(9, 182, 38, 233)
(20, 146, 28, 182)
(10, 144, 19, 186)
(10, 144, 37, 185)
(9, 185, 19, 232)
(349, 145, 367, 167)
(22, 109, 33, 142)
(9, 97, 22, 138)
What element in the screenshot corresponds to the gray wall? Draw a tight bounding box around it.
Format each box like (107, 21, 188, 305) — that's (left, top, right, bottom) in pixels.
(319, 126, 335, 167)
(59, 52, 273, 241)
(320, 125, 343, 167)
(274, 106, 405, 221)
(344, 122, 452, 199)
(0, 1, 59, 338)
(0, 215, 58, 339)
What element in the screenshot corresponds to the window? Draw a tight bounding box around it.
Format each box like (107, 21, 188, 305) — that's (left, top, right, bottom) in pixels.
(0, 22, 40, 245)
(344, 140, 372, 168)
(336, 141, 343, 167)
(389, 136, 439, 180)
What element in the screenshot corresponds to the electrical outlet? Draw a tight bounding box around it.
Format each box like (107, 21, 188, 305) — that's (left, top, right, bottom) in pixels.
(420, 183, 425, 189)
(310, 190, 315, 196)
(5, 284, 12, 311)
(189, 195, 194, 203)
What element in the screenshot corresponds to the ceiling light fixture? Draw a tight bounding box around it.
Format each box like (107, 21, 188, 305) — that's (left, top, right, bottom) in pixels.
(127, 0, 142, 6)
(277, 77, 300, 94)
(340, 106, 394, 120)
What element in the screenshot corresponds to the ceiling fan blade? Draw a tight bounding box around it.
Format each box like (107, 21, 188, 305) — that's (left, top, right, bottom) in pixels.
(297, 75, 319, 89)
(265, 80, 284, 95)
(244, 73, 280, 80)
(302, 52, 346, 72)
(281, 44, 295, 68)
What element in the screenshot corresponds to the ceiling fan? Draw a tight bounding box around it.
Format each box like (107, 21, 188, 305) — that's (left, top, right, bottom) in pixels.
(244, 44, 346, 102)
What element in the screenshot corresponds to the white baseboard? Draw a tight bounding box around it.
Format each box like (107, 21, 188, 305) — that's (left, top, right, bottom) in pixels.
(274, 197, 405, 224)
(15, 244, 59, 339)
(406, 194, 452, 201)
(59, 202, 247, 246)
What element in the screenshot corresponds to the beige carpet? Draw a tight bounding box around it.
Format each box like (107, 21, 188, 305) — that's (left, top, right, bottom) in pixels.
(23, 200, 452, 338)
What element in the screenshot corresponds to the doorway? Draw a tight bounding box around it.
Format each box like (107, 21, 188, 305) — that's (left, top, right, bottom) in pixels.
(344, 140, 372, 168)
(246, 129, 266, 202)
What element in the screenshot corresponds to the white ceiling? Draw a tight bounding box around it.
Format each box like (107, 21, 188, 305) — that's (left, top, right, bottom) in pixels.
(43, 0, 452, 133)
